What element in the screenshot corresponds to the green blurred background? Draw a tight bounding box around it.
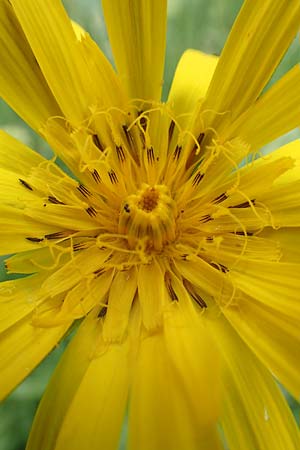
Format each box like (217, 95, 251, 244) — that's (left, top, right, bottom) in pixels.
(0, 1, 299, 449)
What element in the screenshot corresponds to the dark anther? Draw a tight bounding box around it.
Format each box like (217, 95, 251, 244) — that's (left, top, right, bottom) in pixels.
(213, 193, 228, 204)
(92, 169, 101, 183)
(97, 306, 107, 317)
(199, 214, 212, 223)
(124, 203, 131, 213)
(210, 262, 229, 273)
(108, 170, 118, 184)
(116, 145, 126, 162)
(77, 184, 91, 197)
(173, 145, 182, 160)
(234, 231, 254, 236)
(147, 147, 155, 164)
(168, 120, 175, 144)
(48, 196, 65, 205)
(92, 134, 104, 151)
(183, 279, 207, 308)
(44, 231, 68, 240)
(192, 171, 204, 186)
(165, 272, 178, 301)
(26, 237, 43, 243)
(122, 125, 134, 147)
(19, 179, 33, 191)
(73, 242, 85, 251)
(94, 268, 105, 278)
(229, 199, 255, 209)
(86, 206, 97, 217)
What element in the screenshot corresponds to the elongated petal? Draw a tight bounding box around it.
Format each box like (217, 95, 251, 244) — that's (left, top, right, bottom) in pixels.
(10, 0, 95, 123)
(128, 300, 222, 450)
(0, 311, 70, 400)
(0, 131, 44, 174)
(27, 313, 130, 450)
(223, 288, 300, 398)
(259, 227, 300, 262)
(225, 65, 300, 149)
(210, 318, 300, 450)
(168, 50, 218, 127)
(201, 0, 300, 131)
(102, 0, 167, 101)
(137, 259, 165, 330)
(0, 1, 61, 131)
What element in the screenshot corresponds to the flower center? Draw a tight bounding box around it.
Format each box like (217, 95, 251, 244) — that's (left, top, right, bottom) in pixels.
(118, 183, 177, 251)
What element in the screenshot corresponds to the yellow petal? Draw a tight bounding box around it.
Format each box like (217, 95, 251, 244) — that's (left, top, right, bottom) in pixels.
(27, 313, 130, 450)
(0, 205, 65, 255)
(0, 1, 61, 131)
(10, 0, 96, 123)
(137, 259, 165, 330)
(103, 267, 137, 342)
(102, 0, 167, 101)
(200, 0, 300, 132)
(223, 290, 300, 398)
(168, 50, 218, 128)
(259, 227, 300, 262)
(249, 139, 300, 185)
(0, 274, 47, 333)
(210, 317, 300, 450)
(259, 181, 300, 227)
(224, 65, 300, 149)
(128, 301, 222, 450)
(0, 311, 70, 400)
(0, 131, 44, 175)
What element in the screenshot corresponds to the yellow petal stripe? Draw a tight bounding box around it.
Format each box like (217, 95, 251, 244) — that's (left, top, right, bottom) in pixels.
(128, 301, 222, 450)
(223, 291, 300, 399)
(201, 0, 300, 131)
(224, 65, 300, 149)
(168, 50, 218, 128)
(0, 312, 70, 401)
(210, 318, 300, 450)
(0, 1, 61, 131)
(27, 313, 130, 450)
(10, 0, 95, 123)
(0, 131, 44, 175)
(102, 0, 167, 101)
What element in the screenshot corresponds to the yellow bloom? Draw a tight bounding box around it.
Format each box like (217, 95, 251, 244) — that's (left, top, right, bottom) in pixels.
(1, 0, 300, 449)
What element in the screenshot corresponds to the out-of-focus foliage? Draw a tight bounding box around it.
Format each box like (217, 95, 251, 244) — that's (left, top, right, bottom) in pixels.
(0, 1, 299, 449)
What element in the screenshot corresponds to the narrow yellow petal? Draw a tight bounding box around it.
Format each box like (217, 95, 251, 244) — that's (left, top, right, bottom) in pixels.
(103, 267, 137, 341)
(223, 291, 300, 398)
(259, 181, 300, 227)
(137, 259, 165, 330)
(259, 227, 300, 262)
(102, 0, 167, 101)
(168, 50, 218, 127)
(0, 1, 61, 131)
(224, 65, 300, 149)
(128, 302, 222, 450)
(0, 312, 70, 400)
(200, 0, 300, 132)
(0, 131, 44, 175)
(27, 313, 130, 450)
(0, 274, 47, 333)
(0, 205, 65, 255)
(210, 318, 300, 450)
(10, 0, 96, 123)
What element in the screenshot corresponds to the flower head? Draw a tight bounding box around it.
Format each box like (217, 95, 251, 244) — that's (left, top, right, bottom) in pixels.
(1, 0, 300, 449)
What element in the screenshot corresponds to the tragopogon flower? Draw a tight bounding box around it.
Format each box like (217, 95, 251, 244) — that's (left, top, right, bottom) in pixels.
(1, 0, 300, 449)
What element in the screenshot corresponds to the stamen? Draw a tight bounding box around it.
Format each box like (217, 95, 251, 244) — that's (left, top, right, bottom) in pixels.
(19, 179, 33, 191)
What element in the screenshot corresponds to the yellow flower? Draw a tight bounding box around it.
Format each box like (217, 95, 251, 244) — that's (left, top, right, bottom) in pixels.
(1, 0, 300, 449)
